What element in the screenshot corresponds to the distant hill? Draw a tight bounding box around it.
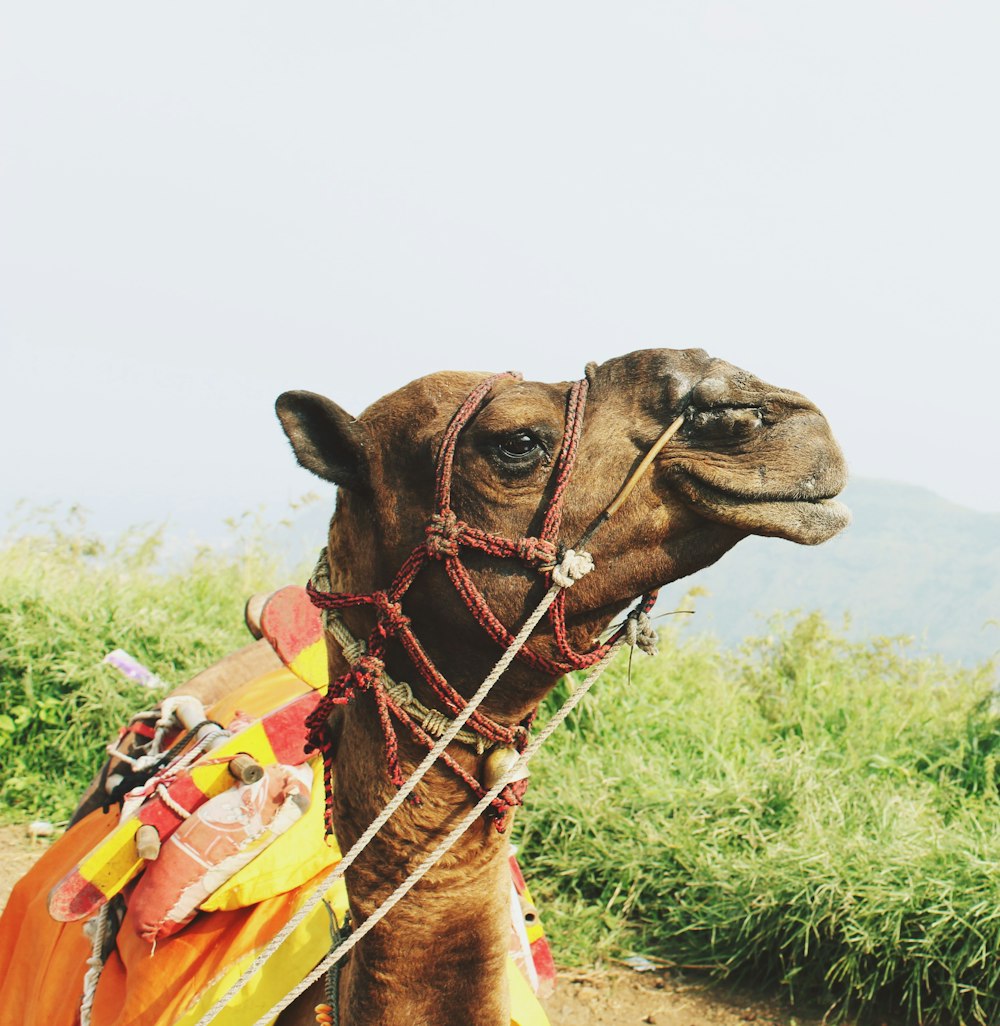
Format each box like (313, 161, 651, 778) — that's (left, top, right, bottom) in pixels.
(284, 478, 1000, 668)
(679, 478, 1000, 666)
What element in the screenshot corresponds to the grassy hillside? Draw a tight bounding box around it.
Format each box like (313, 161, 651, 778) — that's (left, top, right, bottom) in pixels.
(2, 520, 999, 1023)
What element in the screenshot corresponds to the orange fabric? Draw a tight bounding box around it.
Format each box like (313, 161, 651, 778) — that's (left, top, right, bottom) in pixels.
(0, 808, 340, 1026)
(0, 811, 111, 1026)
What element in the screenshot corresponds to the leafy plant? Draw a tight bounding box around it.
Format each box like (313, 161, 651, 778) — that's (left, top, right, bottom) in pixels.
(0, 510, 284, 818)
(518, 613, 1000, 1024)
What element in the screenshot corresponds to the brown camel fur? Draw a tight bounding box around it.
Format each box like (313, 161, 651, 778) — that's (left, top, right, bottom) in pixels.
(63, 348, 848, 1026)
(267, 348, 848, 1026)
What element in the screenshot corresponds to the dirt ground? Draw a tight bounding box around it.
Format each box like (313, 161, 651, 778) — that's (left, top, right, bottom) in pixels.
(544, 966, 837, 1026)
(1, 824, 837, 1026)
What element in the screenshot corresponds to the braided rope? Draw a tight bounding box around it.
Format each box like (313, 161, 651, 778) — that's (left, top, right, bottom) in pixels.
(79, 903, 111, 1026)
(249, 612, 650, 1026)
(539, 378, 589, 543)
(153, 783, 191, 819)
(383, 679, 487, 753)
(191, 547, 594, 1026)
(324, 600, 488, 752)
(307, 549, 522, 828)
(433, 372, 521, 513)
(303, 373, 664, 831)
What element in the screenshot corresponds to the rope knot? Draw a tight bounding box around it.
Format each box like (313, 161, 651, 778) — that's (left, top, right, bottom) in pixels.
(420, 708, 451, 737)
(385, 679, 413, 705)
(551, 548, 594, 589)
(371, 592, 410, 634)
(323, 654, 386, 705)
(351, 654, 385, 691)
(425, 511, 468, 559)
(626, 611, 658, 656)
(513, 536, 559, 569)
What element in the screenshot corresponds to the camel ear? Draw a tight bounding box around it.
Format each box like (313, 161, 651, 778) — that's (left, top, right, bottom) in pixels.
(275, 390, 368, 490)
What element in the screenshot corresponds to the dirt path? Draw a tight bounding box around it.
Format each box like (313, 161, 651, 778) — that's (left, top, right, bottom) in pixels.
(1, 824, 836, 1026)
(544, 966, 833, 1026)
(0, 822, 50, 911)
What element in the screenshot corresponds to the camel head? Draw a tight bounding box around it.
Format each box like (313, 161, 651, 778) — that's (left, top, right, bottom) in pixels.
(276, 348, 848, 711)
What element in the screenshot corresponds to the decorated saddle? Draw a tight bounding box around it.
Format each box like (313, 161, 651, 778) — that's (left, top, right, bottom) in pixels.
(0, 588, 554, 1026)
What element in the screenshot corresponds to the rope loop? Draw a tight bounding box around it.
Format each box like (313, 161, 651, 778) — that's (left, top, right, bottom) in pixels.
(551, 548, 594, 589)
(420, 708, 451, 737)
(385, 679, 413, 705)
(340, 638, 367, 663)
(425, 510, 468, 558)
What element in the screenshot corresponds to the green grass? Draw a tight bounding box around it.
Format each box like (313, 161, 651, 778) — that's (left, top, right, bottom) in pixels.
(0, 510, 283, 818)
(516, 615, 1000, 1024)
(1, 518, 998, 1024)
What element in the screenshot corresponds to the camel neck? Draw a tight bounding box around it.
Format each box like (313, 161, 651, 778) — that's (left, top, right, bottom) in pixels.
(330, 685, 514, 1026)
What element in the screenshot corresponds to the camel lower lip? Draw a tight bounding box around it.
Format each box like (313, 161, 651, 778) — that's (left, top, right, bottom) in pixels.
(674, 474, 851, 544)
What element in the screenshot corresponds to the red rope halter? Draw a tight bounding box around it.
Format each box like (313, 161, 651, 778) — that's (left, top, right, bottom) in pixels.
(305, 371, 657, 832)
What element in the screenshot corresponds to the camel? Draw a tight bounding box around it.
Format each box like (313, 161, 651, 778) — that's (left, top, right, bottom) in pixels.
(0, 348, 848, 1026)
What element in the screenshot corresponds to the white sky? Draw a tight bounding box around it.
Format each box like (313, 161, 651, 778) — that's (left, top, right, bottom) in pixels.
(2, 2, 998, 542)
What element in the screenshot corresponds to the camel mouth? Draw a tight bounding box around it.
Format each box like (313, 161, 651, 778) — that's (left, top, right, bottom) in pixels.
(673, 472, 851, 545)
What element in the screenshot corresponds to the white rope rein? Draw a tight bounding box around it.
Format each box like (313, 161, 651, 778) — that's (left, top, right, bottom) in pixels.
(192, 547, 596, 1026)
(250, 612, 649, 1026)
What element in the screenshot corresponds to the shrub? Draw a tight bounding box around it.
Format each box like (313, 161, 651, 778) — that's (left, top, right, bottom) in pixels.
(0, 511, 281, 818)
(517, 613, 1000, 1024)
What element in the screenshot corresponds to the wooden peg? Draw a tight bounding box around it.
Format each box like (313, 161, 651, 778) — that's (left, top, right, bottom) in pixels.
(228, 753, 265, 784)
(135, 824, 161, 861)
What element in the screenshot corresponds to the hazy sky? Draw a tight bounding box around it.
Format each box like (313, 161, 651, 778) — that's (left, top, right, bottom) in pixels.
(2, 2, 998, 544)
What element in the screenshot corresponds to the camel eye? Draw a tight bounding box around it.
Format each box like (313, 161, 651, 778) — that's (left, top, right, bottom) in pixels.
(495, 430, 544, 463)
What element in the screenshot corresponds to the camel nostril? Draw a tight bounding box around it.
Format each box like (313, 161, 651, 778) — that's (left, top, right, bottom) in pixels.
(684, 405, 763, 441)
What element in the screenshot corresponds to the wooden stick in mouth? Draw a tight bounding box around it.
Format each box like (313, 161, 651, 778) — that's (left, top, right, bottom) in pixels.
(574, 412, 687, 552)
(604, 412, 687, 518)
